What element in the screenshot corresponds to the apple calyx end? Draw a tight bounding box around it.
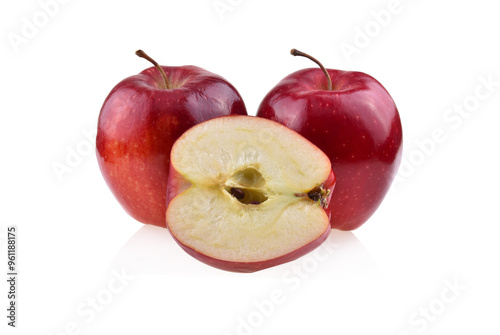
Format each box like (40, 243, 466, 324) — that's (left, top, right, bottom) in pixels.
(295, 185, 331, 209)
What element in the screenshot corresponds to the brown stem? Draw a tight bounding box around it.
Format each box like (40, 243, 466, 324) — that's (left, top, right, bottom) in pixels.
(135, 49, 170, 89)
(290, 49, 332, 91)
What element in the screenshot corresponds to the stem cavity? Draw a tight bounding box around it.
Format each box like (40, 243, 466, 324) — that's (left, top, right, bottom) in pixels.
(135, 49, 171, 89)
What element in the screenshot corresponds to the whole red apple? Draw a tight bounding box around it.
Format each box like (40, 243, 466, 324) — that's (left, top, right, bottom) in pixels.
(257, 49, 402, 230)
(97, 50, 247, 227)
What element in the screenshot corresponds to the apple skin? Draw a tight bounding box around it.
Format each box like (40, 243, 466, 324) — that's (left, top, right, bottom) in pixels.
(96, 66, 247, 227)
(170, 225, 331, 273)
(257, 68, 402, 231)
(165, 158, 336, 273)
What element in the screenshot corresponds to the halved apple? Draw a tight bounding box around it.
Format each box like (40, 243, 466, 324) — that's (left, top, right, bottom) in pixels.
(165, 115, 335, 272)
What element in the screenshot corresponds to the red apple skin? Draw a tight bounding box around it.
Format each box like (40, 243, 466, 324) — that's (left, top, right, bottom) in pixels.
(257, 68, 402, 231)
(321, 170, 337, 221)
(165, 161, 336, 273)
(96, 66, 247, 227)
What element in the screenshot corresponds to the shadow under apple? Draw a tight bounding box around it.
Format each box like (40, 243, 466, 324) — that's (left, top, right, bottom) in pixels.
(109, 224, 378, 278)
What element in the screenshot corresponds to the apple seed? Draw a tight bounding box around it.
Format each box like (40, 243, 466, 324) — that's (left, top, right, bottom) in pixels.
(230, 187, 246, 200)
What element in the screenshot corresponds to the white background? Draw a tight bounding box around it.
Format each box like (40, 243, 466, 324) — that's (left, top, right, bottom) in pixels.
(1, 0, 499, 334)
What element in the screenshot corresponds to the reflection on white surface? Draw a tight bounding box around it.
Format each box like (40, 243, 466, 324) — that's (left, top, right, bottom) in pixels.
(110, 224, 378, 278)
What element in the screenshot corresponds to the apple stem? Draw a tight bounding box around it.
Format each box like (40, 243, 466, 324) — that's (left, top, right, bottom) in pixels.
(290, 49, 332, 91)
(135, 49, 171, 89)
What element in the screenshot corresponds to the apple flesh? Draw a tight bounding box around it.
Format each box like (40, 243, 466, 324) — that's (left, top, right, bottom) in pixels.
(257, 50, 402, 231)
(165, 115, 335, 272)
(96, 51, 247, 227)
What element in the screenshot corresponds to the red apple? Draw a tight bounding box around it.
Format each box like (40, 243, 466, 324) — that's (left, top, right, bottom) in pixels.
(165, 115, 336, 272)
(97, 50, 247, 227)
(257, 49, 402, 231)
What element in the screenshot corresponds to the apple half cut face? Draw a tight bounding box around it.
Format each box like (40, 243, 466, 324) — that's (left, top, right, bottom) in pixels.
(165, 115, 335, 272)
